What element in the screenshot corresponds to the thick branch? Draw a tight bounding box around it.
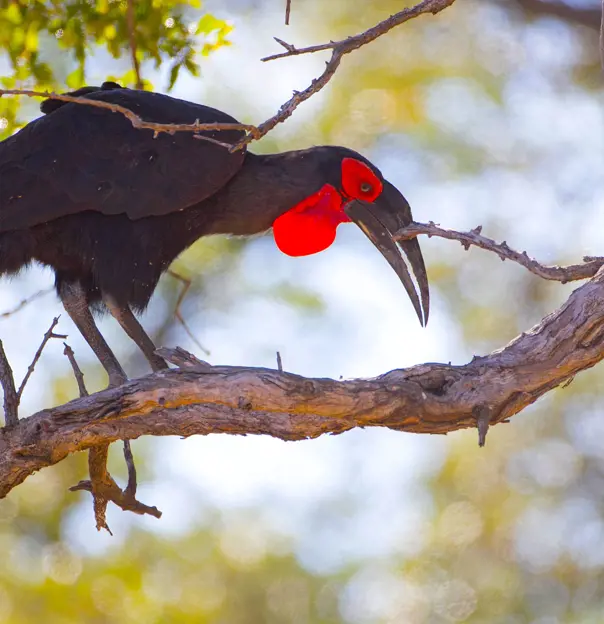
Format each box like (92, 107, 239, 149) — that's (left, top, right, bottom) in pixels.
(3, 266, 604, 498)
(396, 221, 604, 282)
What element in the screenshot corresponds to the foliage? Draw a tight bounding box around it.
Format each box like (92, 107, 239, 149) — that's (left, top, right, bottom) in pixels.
(0, 0, 231, 137)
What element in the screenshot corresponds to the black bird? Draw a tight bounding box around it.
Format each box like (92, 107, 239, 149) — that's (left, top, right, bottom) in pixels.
(0, 82, 429, 387)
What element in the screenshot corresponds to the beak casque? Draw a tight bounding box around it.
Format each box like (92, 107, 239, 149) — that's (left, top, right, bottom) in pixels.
(343, 181, 430, 326)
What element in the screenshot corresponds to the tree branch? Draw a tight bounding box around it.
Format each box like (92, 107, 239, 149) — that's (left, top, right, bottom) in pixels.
(0, 340, 18, 428)
(3, 264, 604, 499)
(126, 0, 144, 90)
(0, 287, 53, 319)
(63, 343, 160, 530)
(601, 0, 604, 71)
(1, 317, 65, 427)
(508, 0, 601, 30)
(285, 0, 292, 25)
(242, 0, 456, 150)
(0, 0, 457, 151)
(395, 221, 604, 283)
(262, 0, 456, 62)
(17, 317, 66, 401)
(0, 89, 258, 148)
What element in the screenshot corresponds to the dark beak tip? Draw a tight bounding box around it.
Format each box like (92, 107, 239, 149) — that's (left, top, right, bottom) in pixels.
(345, 200, 430, 328)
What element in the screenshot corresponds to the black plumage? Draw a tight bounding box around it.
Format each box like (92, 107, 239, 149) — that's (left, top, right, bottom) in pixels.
(0, 83, 429, 387)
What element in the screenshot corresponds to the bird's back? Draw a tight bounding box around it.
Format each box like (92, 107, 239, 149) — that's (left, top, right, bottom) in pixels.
(0, 87, 247, 232)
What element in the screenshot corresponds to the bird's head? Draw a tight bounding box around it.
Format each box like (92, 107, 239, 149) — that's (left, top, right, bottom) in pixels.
(271, 146, 430, 325)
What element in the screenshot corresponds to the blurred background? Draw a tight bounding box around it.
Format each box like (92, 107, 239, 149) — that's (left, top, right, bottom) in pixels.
(1, 0, 604, 621)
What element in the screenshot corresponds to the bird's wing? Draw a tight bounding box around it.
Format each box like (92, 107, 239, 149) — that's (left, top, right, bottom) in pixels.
(0, 88, 247, 232)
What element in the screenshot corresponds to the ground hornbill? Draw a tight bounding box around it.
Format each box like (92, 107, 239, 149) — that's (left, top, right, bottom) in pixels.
(0, 82, 429, 387)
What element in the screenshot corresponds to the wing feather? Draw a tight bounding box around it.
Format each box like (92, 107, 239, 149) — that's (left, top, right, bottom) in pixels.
(0, 88, 246, 232)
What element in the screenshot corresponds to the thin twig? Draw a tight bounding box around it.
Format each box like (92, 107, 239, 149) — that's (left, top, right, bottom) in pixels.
(166, 269, 210, 355)
(227, 0, 456, 151)
(63, 344, 160, 531)
(510, 0, 601, 30)
(600, 0, 604, 73)
(123, 440, 137, 498)
(0, 288, 53, 319)
(126, 0, 144, 90)
(395, 221, 604, 283)
(17, 317, 66, 401)
(285, 0, 292, 25)
(0, 89, 258, 146)
(0, 0, 456, 153)
(262, 0, 456, 62)
(0, 340, 18, 428)
(63, 343, 88, 397)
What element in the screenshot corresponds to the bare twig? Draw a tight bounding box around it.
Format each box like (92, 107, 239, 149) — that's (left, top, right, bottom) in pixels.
(166, 269, 210, 356)
(63, 343, 88, 397)
(395, 221, 604, 283)
(123, 440, 137, 498)
(509, 0, 601, 30)
(262, 0, 456, 62)
(126, 0, 144, 90)
(285, 0, 292, 25)
(0, 288, 53, 319)
(69, 443, 162, 531)
(0, 0, 456, 153)
(0, 89, 258, 146)
(601, 0, 604, 72)
(228, 0, 456, 150)
(0, 340, 18, 428)
(17, 317, 66, 401)
(63, 343, 160, 531)
(1, 317, 65, 427)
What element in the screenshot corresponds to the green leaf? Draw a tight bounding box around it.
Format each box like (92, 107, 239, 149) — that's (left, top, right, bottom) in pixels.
(65, 66, 85, 89)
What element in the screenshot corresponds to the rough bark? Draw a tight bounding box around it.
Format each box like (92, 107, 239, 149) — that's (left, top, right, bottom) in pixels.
(2, 267, 604, 500)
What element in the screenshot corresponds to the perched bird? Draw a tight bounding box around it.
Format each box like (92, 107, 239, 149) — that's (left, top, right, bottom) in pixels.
(0, 82, 429, 387)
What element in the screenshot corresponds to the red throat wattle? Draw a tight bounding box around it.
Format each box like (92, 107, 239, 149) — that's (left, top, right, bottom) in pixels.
(272, 157, 383, 257)
(273, 184, 349, 257)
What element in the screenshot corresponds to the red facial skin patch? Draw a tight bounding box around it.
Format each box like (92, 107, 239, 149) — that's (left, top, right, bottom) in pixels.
(273, 158, 384, 257)
(341, 157, 383, 202)
(273, 184, 349, 257)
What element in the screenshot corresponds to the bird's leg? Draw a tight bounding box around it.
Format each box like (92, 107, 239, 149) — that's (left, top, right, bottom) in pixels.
(59, 282, 127, 387)
(102, 296, 168, 373)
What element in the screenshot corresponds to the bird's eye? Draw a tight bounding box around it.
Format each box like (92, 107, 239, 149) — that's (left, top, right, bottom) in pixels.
(360, 182, 372, 194)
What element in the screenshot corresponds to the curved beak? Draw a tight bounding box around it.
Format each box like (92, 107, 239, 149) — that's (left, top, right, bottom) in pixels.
(343, 181, 430, 326)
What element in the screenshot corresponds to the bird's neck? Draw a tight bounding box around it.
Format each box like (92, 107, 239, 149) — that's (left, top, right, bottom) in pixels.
(191, 151, 327, 237)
